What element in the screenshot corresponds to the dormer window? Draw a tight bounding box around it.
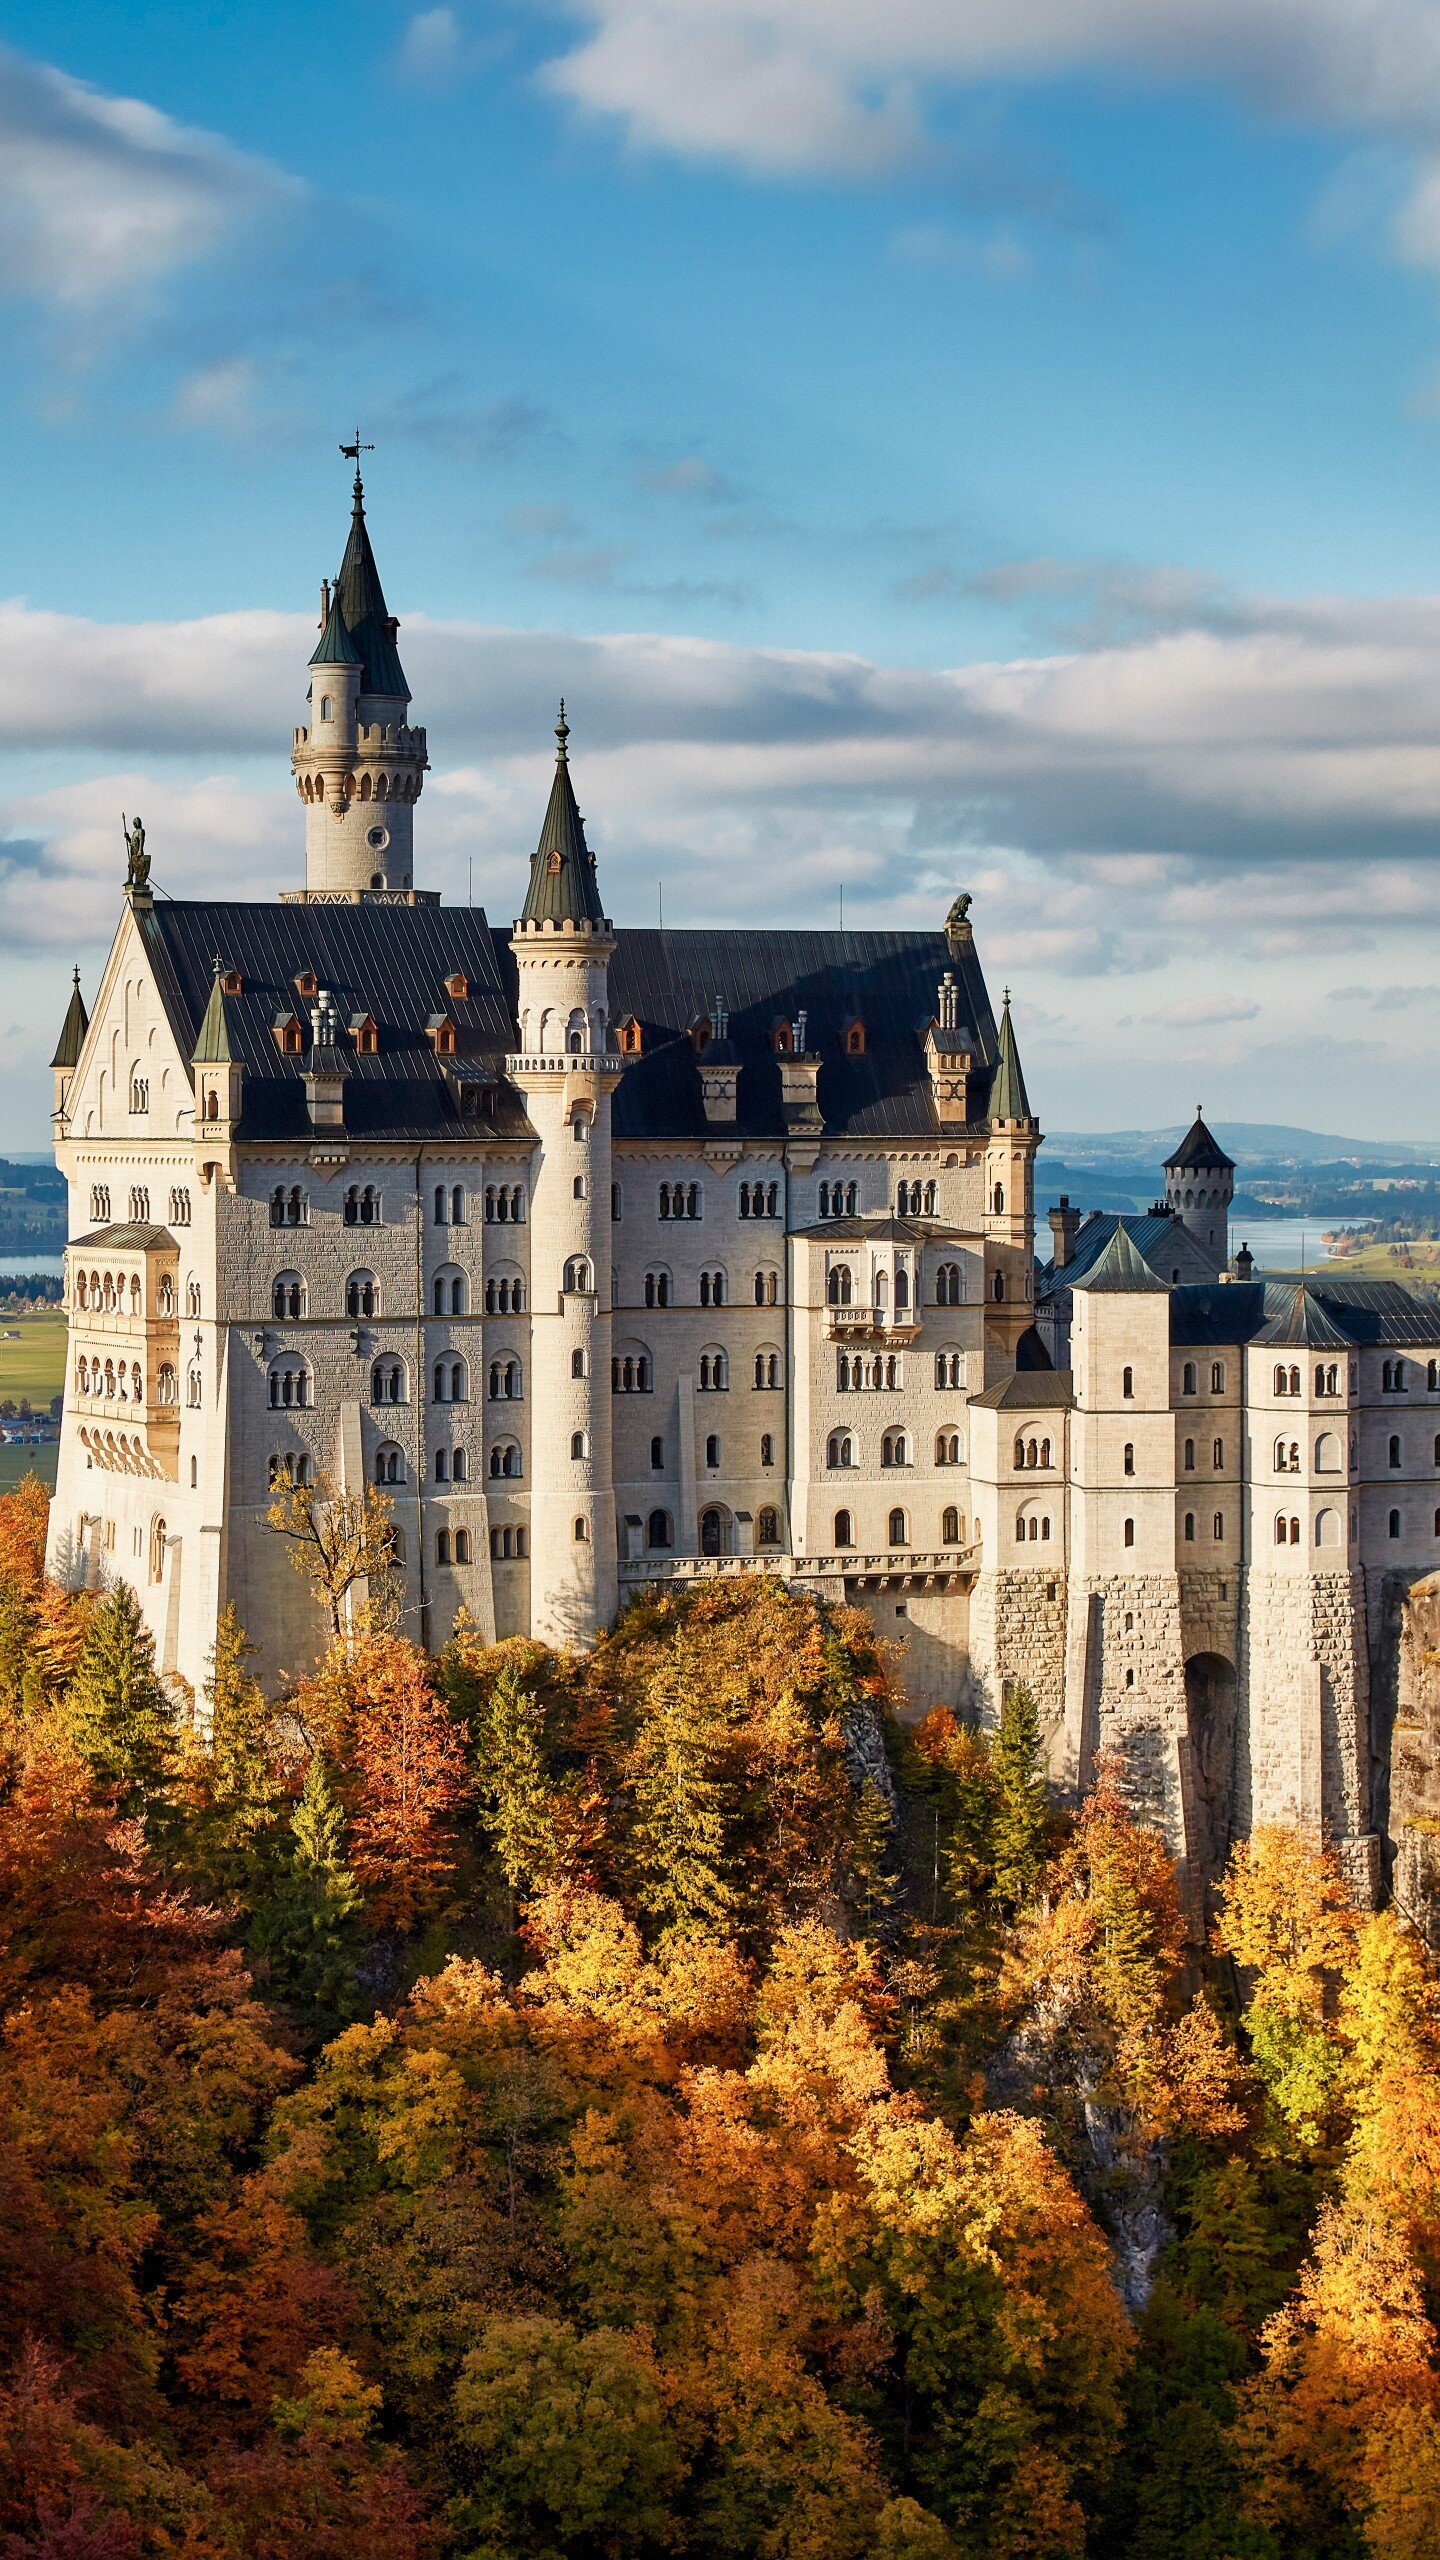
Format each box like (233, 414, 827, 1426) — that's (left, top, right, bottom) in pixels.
(294, 970, 318, 1000)
(444, 971, 469, 1001)
(771, 1018, 793, 1054)
(426, 1014, 457, 1055)
(842, 1016, 865, 1054)
(272, 1012, 304, 1056)
(688, 1014, 712, 1052)
(617, 1015, 643, 1055)
(220, 969, 243, 996)
(349, 1013, 378, 1055)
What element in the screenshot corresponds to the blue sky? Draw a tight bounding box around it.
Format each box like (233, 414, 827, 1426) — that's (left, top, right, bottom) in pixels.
(5, 1, 1440, 1146)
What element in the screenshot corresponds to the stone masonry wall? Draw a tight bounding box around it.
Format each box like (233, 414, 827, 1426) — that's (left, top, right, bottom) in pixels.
(968, 1567, 1068, 1743)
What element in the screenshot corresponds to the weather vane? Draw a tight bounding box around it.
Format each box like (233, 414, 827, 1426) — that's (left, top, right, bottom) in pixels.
(340, 431, 373, 468)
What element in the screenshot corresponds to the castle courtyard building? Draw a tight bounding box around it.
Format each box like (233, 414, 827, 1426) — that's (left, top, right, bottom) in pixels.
(46, 473, 1440, 1920)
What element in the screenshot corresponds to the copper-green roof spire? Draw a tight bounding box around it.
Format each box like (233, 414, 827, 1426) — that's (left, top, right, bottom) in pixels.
(192, 957, 239, 1065)
(50, 966, 89, 1071)
(989, 988, 1034, 1125)
(520, 704, 606, 926)
(310, 577, 361, 669)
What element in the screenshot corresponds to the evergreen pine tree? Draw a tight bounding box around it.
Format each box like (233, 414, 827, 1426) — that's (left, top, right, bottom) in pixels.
(629, 1671, 735, 1938)
(182, 1602, 284, 1907)
(475, 1661, 562, 1899)
(990, 1681, 1048, 1912)
(850, 1775, 898, 1935)
(248, 1753, 362, 2020)
(67, 1581, 177, 1820)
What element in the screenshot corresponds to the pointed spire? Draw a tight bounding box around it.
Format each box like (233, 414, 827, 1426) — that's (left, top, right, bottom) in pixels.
(50, 966, 89, 1071)
(1163, 1106, 1235, 1173)
(989, 988, 1033, 1125)
(309, 580, 361, 669)
(333, 470, 409, 700)
(192, 958, 239, 1065)
(520, 706, 606, 926)
(1074, 1221, 1169, 1294)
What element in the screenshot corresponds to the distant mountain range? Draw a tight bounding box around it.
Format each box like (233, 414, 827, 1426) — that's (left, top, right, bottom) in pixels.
(1049, 1125, 1440, 1171)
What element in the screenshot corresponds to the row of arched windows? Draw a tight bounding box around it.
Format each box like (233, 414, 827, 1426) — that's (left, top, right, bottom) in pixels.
(896, 1180, 938, 1215)
(826, 1507, 964, 1551)
(738, 1181, 779, 1218)
(827, 1431, 913, 1468)
(837, 1353, 902, 1390)
(76, 1355, 152, 1404)
(1178, 1361, 1227, 1394)
(1013, 1436, 1052, 1469)
(818, 1181, 859, 1218)
(75, 1266, 197, 1316)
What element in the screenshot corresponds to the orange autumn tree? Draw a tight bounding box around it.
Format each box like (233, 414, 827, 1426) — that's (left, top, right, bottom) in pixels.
(296, 1632, 471, 1934)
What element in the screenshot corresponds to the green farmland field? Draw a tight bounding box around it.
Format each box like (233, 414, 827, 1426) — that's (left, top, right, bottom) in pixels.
(0, 1313, 66, 1410)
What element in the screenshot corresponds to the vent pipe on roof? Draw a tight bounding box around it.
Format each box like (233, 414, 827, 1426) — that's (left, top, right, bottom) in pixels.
(793, 1009, 808, 1053)
(713, 998, 728, 1042)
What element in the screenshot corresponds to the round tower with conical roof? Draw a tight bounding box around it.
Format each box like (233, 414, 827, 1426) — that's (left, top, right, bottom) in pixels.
(290, 469, 428, 898)
(507, 710, 622, 1645)
(1163, 1107, 1235, 1262)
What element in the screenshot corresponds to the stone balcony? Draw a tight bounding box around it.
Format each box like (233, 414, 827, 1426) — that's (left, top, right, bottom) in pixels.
(824, 1305, 922, 1344)
(618, 1544, 978, 1593)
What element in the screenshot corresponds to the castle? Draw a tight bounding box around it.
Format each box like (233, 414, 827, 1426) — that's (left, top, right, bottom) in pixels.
(45, 469, 1440, 1923)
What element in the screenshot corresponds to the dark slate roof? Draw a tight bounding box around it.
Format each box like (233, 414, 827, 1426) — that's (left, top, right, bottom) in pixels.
(1040, 1210, 1181, 1294)
(1074, 1222, 1170, 1293)
(602, 927, 999, 1141)
(50, 968, 89, 1070)
(969, 1370, 1075, 1410)
(73, 1224, 176, 1252)
(519, 709, 606, 927)
(989, 992, 1033, 1123)
(792, 1213, 971, 1244)
(138, 902, 533, 1145)
(1170, 1276, 1440, 1350)
(333, 475, 409, 701)
(1164, 1110, 1235, 1173)
(1254, 1282, 1354, 1350)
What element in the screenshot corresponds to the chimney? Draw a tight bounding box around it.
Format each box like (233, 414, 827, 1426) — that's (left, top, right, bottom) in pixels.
(1233, 1239, 1254, 1281)
(1048, 1196, 1080, 1269)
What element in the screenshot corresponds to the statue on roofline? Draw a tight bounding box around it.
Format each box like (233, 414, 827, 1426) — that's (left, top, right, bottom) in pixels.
(123, 813, 150, 890)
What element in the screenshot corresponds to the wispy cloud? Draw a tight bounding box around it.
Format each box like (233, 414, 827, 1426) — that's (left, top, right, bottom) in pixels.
(0, 43, 296, 319)
(1142, 992, 1261, 1027)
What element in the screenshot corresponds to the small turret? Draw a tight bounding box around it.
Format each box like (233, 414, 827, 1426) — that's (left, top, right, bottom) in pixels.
(519, 705, 607, 928)
(192, 958, 244, 1137)
(1163, 1106, 1235, 1262)
(50, 966, 89, 1127)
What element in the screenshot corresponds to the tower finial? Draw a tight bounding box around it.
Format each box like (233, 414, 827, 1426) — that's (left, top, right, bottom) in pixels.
(556, 698, 569, 761)
(339, 430, 373, 502)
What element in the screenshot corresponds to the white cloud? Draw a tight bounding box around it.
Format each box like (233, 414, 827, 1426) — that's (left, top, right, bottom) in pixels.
(400, 9, 465, 82)
(535, 1, 1440, 256)
(169, 357, 263, 432)
(0, 44, 297, 313)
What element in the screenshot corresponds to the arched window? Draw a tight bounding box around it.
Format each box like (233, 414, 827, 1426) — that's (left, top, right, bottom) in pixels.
(888, 1507, 908, 1547)
(644, 1269, 671, 1308)
(1390, 1434, 1403, 1468)
(187, 1278, 201, 1317)
(1184, 1438, 1195, 1471)
(936, 1431, 961, 1466)
(698, 1349, 729, 1391)
(272, 1271, 305, 1320)
(760, 1434, 774, 1467)
(1123, 1442, 1135, 1475)
(894, 1265, 909, 1309)
(563, 1257, 592, 1294)
(1317, 1432, 1342, 1472)
(344, 1185, 382, 1228)
(992, 1184, 1004, 1215)
(647, 1509, 673, 1550)
(1123, 1517, 1135, 1547)
(1211, 1362, 1225, 1392)
(436, 1529, 451, 1565)
(942, 1506, 960, 1545)
(875, 1270, 889, 1311)
(699, 1268, 726, 1307)
(434, 1184, 448, 1224)
(935, 1348, 965, 1390)
(485, 1271, 524, 1314)
(827, 1263, 853, 1307)
(1274, 1365, 1289, 1396)
(435, 1449, 449, 1481)
(130, 1275, 141, 1314)
(156, 1363, 176, 1405)
(753, 1350, 780, 1389)
(1315, 1509, 1341, 1547)
(1122, 1367, 1134, 1399)
(158, 1274, 175, 1317)
(1182, 1362, 1197, 1394)
(754, 1269, 778, 1305)
(375, 1445, 403, 1486)
(453, 1528, 472, 1564)
(148, 1516, 166, 1583)
(704, 1433, 720, 1468)
(574, 1516, 589, 1541)
(187, 1364, 202, 1408)
(267, 1356, 309, 1409)
(1184, 1513, 1195, 1542)
(571, 1430, 589, 1460)
(345, 1270, 379, 1317)
(370, 1358, 406, 1404)
(758, 1507, 780, 1546)
(826, 1432, 855, 1469)
(489, 1439, 522, 1478)
(1214, 1512, 1224, 1540)
(488, 1356, 522, 1400)
(1275, 1513, 1288, 1545)
(881, 1432, 908, 1467)
(434, 1356, 468, 1403)
(1390, 1508, 1402, 1539)
(833, 1509, 853, 1549)
(992, 1273, 1004, 1302)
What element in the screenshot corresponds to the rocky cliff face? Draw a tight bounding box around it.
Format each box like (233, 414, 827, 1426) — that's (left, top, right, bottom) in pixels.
(1392, 1572, 1440, 1947)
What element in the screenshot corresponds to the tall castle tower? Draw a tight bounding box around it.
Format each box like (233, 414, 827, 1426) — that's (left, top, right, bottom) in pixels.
(290, 467, 428, 899)
(507, 711, 622, 1645)
(1163, 1109, 1235, 1263)
(983, 992, 1041, 1364)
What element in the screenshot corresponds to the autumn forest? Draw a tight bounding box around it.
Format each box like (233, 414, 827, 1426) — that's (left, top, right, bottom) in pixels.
(1, 1468, 1437, 2558)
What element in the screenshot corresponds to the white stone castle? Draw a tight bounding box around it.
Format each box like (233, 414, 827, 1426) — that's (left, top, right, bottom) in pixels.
(46, 469, 1440, 1916)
